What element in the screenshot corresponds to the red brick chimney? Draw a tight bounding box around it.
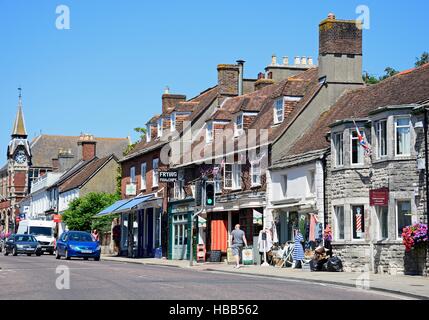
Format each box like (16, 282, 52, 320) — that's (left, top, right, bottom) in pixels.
(78, 134, 97, 161)
(161, 87, 186, 114)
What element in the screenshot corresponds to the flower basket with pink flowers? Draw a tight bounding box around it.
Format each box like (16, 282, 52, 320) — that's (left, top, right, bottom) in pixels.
(402, 223, 428, 252)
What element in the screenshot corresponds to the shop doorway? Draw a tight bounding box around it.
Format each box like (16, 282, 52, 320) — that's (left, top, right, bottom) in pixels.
(172, 214, 188, 260)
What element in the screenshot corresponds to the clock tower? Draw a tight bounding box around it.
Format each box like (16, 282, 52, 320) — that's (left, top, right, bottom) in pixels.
(6, 89, 31, 232)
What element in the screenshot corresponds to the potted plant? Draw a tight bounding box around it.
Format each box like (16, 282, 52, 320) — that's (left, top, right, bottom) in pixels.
(402, 223, 428, 275)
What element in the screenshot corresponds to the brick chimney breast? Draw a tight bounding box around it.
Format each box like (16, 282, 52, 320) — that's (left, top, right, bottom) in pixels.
(319, 15, 362, 55)
(162, 94, 186, 114)
(78, 134, 97, 161)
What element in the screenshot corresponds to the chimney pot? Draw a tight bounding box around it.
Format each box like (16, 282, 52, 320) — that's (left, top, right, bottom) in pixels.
(308, 57, 314, 65)
(328, 13, 336, 20)
(301, 56, 307, 65)
(271, 54, 277, 65)
(282, 56, 289, 65)
(164, 86, 170, 94)
(294, 56, 301, 65)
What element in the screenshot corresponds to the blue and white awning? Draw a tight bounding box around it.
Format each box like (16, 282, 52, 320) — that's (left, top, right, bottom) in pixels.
(95, 194, 154, 217)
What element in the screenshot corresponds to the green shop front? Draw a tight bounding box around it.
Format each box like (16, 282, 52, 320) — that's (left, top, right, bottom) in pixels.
(168, 199, 206, 260)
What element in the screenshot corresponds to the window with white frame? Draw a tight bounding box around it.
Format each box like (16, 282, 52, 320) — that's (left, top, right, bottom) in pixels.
(376, 120, 387, 158)
(140, 163, 147, 190)
(171, 113, 176, 132)
(352, 205, 365, 240)
(395, 117, 411, 156)
(174, 170, 185, 200)
(351, 129, 365, 165)
(334, 206, 345, 240)
(130, 166, 136, 184)
(308, 169, 315, 195)
(213, 166, 222, 193)
(273, 98, 284, 124)
(235, 114, 243, 136)
(376, 206, 388, 240)
(157, 119, 163, 138)
(146, 124, 151, 142)
(152, 158, 159, 187)
(206, 122, 213, 143)
(333, 132, 344, 167)
(396, 200, 412, 238)
(251, 160, 261, 186)
(224, 164, 241, 189)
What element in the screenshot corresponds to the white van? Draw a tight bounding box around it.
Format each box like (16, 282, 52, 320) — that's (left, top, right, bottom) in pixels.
(17, 220, 56, 255)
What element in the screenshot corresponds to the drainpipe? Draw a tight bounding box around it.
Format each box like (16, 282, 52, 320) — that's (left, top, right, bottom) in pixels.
(236, 60, 245, 96)
(423, 106, 429, 270)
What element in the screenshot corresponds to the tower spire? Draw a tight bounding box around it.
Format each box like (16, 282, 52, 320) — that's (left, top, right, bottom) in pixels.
(12, 87, 28, 138)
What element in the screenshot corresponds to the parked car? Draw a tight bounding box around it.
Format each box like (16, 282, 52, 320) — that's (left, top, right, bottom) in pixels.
(3, 234, 42, 256)
(56, 231, 101, 261)
(17, 220, 56, 255)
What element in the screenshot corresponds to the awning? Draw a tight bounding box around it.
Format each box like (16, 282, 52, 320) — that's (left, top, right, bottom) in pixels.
(95, 199, 132, 217)
(112, 194, 154, 213)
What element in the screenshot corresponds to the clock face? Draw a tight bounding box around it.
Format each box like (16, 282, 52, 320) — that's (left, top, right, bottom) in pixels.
(14, 150, 27, 164)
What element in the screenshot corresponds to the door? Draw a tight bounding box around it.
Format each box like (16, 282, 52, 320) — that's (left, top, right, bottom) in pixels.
(172, 214, 188, 260)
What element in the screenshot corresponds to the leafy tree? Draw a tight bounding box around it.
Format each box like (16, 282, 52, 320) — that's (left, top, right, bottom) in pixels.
(379, 67, 399, 81)
(415, 52, 429, 67)
(62, 192, 120, 235)
(123, 127, 147, 156)
(363, 71, 379, 85)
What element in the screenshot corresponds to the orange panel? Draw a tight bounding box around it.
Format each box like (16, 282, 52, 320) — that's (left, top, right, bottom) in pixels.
(211, 219, 228, 252)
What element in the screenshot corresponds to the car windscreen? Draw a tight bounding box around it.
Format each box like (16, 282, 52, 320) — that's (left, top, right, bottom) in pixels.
(15, 235, 37, 242)
(68, 233, 94, 242)
(29, 226, 53, 237)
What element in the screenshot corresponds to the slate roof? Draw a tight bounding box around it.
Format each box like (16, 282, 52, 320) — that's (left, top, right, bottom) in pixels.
(57, 155, 117, 193)
(29, 135, 128, 169)
(281, 63, 429, 161)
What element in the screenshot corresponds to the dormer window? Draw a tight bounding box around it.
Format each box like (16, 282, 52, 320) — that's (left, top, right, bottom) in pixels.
(235, 114, 244, 137)
(157, 119, 163, 138)
(206, 122, 213, 143)
(274, 98, 284, 124)
(171, 113, 176, 132)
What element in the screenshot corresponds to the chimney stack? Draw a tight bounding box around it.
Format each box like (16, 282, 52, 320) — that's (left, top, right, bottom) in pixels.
(162, 90, 186, 114)
(78, 134, 97, 161)
(217, 63, 240, 105)
(236, 60, 245, 96)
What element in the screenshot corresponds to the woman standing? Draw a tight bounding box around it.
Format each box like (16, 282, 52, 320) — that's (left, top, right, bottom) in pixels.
(293, 229, 305, 268)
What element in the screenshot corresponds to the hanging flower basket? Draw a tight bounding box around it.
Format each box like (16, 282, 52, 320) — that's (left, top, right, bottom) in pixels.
(402, 223, 428, 252)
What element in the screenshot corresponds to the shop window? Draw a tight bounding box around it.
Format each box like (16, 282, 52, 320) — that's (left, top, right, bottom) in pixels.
(376, 120, 387, 158)
(121, 214, 129, 250)
(334, 206, 345, 240)
(395, 117, 411, 156)
(376, 206, 388, 240)
(352, 205, 365, 240)
(397, 200, 412, 238)
(351, 129, 364, 165)
(333, 132, 344, 167)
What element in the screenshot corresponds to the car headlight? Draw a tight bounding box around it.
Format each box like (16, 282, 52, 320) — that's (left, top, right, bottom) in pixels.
(16, 244, 24, 249)
(69, 245, 79, 250)
(37, 244, 41, 249)
(49, 241, 55, 246)
(96, 245, 101, 251)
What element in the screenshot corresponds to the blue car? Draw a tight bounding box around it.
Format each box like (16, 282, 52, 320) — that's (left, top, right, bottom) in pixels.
(56, 231, 101, 261)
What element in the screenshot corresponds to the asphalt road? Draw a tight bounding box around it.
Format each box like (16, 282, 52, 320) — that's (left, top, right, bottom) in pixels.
(0, 254, 409, 300)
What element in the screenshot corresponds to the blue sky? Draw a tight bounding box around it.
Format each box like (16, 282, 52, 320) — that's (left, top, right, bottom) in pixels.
(1, 0, 428, 154)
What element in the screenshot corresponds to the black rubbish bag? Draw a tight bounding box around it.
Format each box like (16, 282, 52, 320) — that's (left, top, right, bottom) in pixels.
(327, 256, 343, 272)
(310, 258, 328, 272)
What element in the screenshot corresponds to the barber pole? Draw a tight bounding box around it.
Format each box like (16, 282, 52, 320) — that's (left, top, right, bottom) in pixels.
(356, 208, 362, 238)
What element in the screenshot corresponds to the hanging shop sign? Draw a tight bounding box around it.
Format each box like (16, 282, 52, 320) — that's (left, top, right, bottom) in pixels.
(159, 170, 178, 183)
(369, 188, 389, 206)
(125, 183, 137, 196)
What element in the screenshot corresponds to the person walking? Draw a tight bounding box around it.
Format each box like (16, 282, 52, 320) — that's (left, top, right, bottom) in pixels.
(92, 229, 99, 241)
(230, 224, 247, 269)
(112, 218, 121, 256)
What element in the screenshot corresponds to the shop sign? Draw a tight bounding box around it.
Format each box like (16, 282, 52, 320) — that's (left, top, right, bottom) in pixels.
(370, 188, 389, 206)
(159, 170, 178, 183)
(171, 205, 193, 214)
(125, 183, 137, 196)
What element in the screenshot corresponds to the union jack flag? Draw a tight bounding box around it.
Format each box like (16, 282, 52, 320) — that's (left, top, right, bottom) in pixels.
(353, 120, 372, 157)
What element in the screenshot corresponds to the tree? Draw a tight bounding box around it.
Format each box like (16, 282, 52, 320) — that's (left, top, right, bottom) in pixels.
(363, 71, 379, 85)
(123, 127, 147, 156)
(415, 52, 429, 67)
(379, 67, 399, 81)
(62, 192, 120, 235)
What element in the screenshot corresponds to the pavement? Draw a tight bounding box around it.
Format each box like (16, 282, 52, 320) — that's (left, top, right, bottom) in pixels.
(0, 254, 410, 300)
(101, 255, 429, 299)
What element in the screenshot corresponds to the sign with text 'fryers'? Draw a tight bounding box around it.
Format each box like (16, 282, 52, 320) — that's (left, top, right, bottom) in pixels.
(159, 170, 178, 183)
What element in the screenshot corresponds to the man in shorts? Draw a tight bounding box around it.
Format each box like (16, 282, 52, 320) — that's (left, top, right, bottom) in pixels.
(230, 224, 247, 269)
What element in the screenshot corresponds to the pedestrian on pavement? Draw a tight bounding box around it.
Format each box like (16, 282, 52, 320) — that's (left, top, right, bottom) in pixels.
(230, 224, 247, 269)
(112, 218, 121, 256)
(92, 229, 99, 241)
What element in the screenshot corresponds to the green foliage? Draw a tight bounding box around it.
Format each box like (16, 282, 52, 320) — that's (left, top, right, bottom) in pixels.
(415, 52, 429, 67)
(379, 67, 399, 81)
(363, 72, 380, 85)
(62, 192, 120, 235)
(123, 127, 147, 156)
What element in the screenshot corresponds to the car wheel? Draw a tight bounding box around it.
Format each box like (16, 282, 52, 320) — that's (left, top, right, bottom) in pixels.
(12, 248, 18, 256)
(27, 253, 32, 256)
(36, 251, 42, 256)
(65, 249, 71, 260)
(94, 256, 100, 261)
(49, 251, 54, 255)
(4, 249, 9, 256)
(55, 250, 61, 260)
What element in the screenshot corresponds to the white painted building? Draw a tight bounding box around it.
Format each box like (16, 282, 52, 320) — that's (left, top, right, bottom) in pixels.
(266, 150, 325, 244)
